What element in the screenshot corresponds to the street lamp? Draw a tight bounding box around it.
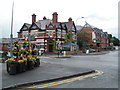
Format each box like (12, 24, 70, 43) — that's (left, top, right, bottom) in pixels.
(57, 39, 60, 57)
(10, 1, 14, 57)
(76, 17, 84, 26)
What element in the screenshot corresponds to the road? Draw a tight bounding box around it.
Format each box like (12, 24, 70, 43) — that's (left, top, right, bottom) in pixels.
(41, 51, 118, 88)
(1, 50, 119, 89)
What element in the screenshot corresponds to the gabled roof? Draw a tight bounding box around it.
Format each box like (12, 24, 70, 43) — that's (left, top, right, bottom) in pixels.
(29, 22, 40, 30)
(20, 23, 31, 31)
(54, 22, 61, 29)
(36, 19, 51, 29)
(62, 21, 76, 32)
(103, 32, 108, 36)
(81, 22, 105, 34)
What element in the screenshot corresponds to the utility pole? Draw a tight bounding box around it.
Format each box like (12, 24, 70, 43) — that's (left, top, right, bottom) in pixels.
(10, 1, 14, 57)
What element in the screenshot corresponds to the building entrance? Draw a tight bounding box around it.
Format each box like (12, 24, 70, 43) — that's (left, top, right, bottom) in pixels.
(48, 40, 53, 52)
(49, 44, 53, 52)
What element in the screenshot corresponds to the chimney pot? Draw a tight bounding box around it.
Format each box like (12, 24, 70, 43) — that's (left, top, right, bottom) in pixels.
(52, 12, 58, 23)
(68, 17, 72, 22)
(32, 13, 36, 23)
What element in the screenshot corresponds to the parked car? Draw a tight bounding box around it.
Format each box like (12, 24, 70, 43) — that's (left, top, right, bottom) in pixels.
(89, 49, 96, 53)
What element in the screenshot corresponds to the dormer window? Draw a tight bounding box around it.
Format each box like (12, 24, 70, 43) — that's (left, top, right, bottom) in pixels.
(49, 25, 53, 28)
(23, 26, 27, 30)
(32, 25, 37, 29)
(58, 25, 61, 29)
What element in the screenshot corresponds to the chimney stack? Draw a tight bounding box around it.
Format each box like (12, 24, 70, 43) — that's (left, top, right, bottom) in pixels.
(52, 12, 58, 23)
(68, 17, 72, 22)
(32, 13, 36, 23)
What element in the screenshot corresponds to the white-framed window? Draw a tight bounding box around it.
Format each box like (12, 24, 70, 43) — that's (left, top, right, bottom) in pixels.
(22, 31, 28, 38)
(57, 29, 61, 38)
(32, 25, 37, 29)
(30, 30, 38, 38)
(47, 30, 55, 37)
(62, 30, 66, 38)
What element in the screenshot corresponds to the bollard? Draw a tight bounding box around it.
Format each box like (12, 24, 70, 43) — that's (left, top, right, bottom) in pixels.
(86, 50, 89, 54)
(63, 51, 66, 56)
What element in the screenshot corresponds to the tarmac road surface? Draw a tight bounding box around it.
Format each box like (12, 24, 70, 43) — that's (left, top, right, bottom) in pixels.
(1, 50, 119, 89)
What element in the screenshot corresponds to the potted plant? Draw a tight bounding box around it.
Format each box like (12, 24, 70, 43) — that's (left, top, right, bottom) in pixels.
(27, 56, 35, 70)
(34, 56, 40, 67)
(5, 57, 18, 75)
(17, 59, 25, 73)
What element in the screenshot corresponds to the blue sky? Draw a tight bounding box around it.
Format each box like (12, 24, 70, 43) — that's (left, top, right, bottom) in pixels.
(0, 0, 119, 38)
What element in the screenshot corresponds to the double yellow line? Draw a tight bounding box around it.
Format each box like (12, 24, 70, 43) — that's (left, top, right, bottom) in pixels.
(23, 70, 103, 89)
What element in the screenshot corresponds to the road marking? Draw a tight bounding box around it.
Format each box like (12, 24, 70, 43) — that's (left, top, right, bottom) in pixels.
(25, 70, 103, 89)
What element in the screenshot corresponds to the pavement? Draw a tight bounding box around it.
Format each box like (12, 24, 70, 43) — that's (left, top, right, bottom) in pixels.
(40, 51, 109, 58)
(1, 51, 110, 89)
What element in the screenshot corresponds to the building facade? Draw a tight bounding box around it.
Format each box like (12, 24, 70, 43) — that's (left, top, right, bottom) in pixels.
(78, 22, 109, 51)
(18, 12, 77, 52)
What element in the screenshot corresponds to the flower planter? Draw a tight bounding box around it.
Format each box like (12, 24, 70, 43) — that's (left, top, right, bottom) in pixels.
(7, 62, 18, 75)
(17, 62, 26, 73)
(34, 59, 40, 67)
(27, 61, 34, 70)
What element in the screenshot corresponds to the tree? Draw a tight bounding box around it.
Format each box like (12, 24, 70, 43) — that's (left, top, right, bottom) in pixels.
(108, 34, 120, 46)
(112, 37, 120, 46)
(64, 31, 76, 43)
(77, 31, 91, 49)
(108, 34, 112, 43)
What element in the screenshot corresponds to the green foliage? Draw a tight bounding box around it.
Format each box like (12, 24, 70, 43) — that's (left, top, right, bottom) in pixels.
(77, 31, 91, 49)
(53, 39, 56, 51)
(112, 37, 120, 46)
(18, 60, 24, 63)
(108, 34, 120, 46)
(64, 31, 76, 43)
(5, 58, 16, 63)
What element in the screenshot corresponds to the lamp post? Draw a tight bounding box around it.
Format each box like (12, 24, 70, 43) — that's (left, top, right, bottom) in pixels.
(57, 39, 61, 57)
(10, 1, 14, 57)
(44, 31, 46, 55)
(76, 17, 84, 26)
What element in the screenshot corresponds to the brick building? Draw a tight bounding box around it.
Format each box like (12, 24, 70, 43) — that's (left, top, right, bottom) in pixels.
(18, 12, 77, 52)
(78, 22, 109, 51)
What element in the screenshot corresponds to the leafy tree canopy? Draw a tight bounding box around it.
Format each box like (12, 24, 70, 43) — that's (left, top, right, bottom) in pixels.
(64, 31, 76, 43)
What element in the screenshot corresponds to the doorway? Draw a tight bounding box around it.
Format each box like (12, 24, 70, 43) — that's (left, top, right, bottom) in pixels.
(48, 40, 53, 52)
(49, 44, 53, 52)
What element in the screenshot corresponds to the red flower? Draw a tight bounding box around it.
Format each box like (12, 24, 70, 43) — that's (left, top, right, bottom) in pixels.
(11, 57, 16, 59)
(25, 56, 28, 59)
(21, 56, 25, 58)
(15, 57, 20, 61)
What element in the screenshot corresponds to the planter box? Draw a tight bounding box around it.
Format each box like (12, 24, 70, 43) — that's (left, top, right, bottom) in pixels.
(17, 62, 26, 73)
(34, 59, 40, 67)
(27, 60, 34, 70)
(7, 62, 18, 75)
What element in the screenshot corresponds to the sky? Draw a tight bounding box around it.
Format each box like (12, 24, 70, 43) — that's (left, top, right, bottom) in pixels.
(0, 0, 119, 38)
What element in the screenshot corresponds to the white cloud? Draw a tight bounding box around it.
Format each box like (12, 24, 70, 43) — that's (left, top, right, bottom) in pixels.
(0, 0, 119, 38)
